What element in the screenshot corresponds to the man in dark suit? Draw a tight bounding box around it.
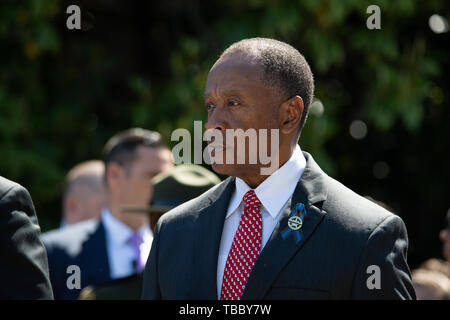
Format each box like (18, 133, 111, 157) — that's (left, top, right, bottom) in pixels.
(42, 128, 174, 299)
(141, 38, 416, 300)
(77, 164, 221, 300)
(0, 176, 53, 299)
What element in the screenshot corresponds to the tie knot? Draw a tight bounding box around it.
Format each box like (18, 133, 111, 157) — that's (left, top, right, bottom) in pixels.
(243, 190, 261, 208)
(128, 232, 143, 247)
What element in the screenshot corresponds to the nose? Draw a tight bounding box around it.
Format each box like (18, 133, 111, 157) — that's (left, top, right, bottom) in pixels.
(205, 107, 226, 132)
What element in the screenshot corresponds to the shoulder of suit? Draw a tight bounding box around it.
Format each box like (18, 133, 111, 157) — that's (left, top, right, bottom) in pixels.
(0, 177, 37, 225)
(157, 177, 232, 227)
(0, 176, 27, 201)
(322, 174, 402, 235)
(41, 218, 101, 254)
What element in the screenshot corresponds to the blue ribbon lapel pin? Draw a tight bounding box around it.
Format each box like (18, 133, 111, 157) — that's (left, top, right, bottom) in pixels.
(281, 203, 307, 243)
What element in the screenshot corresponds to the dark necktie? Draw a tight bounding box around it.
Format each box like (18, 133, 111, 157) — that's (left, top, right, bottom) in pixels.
(128, 232, 145, 273)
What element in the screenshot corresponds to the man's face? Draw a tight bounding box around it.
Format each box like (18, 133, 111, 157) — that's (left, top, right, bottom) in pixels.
(64, 187, 106, 225)
(72, 190, 105, 224)
(80, 191, 106, 221)
(204, 53, 281, 178)
(117, 146, 174, 208)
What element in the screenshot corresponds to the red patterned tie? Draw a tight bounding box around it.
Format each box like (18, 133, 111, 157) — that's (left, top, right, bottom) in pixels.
(220, 190, 262, 300)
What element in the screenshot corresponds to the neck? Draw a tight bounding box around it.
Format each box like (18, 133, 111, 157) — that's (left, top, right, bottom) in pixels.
(108, 202, 149, 230)
(238, 173, 269, 189)
(237, 144, 294, 188)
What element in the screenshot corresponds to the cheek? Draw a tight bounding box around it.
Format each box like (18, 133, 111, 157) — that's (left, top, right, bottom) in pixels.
(245, 106, 277, 130)
(230, 114, 259, 132)
(120, 179, 140, 198)
(136, 178, 152, 194)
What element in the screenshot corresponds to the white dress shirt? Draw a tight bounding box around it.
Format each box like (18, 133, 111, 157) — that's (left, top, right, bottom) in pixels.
(101, 208, 153, 279)
(216, 144, 306, 298)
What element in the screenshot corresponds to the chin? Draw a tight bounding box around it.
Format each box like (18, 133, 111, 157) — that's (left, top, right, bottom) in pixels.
(211, 163, 230, 175)
(211, 163, 257, 180)
(211, 163, 237, 177)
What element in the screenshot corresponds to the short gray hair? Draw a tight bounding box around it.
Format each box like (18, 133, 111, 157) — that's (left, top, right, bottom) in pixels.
(220, 38, 314, 132)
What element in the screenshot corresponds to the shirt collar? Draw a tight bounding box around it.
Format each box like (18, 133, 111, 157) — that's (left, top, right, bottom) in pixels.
(226, 144, 306, 219)
(101, 207, 152, 245)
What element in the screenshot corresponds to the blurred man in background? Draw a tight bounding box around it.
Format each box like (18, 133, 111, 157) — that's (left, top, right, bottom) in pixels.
(410, 210, 450, 300)
(0, 176, 53, 299)
(419, 258, 450, 278)
(78, 164, 221, 300)
(42, 128, 174, 299)
(60, 160, 106, 227)
(412, 268, 450, 300)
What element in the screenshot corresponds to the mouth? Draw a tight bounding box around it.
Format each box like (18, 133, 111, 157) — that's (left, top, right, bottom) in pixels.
(206, 144, 233, 161)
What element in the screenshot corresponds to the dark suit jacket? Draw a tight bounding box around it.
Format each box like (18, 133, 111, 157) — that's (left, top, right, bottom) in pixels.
(0, 176, 53, 299)
(42, 219, 112, 299)
(142, 152, 416, 300)
(78, 274, 143, 300)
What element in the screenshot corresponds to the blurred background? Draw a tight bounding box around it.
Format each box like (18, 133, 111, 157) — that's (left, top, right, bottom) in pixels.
(0, 0, 449, 269)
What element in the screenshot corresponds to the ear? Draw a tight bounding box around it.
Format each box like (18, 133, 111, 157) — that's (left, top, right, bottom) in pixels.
(279, 95, 303, 135)
(106, 163, 125, 190)
(64, 195, 79, 217)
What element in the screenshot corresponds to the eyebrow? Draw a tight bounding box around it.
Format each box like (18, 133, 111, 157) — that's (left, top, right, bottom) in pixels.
(204, 89, 244, 100)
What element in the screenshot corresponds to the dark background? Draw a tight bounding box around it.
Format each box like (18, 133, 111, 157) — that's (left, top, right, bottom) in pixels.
(0, 0, 449, 269)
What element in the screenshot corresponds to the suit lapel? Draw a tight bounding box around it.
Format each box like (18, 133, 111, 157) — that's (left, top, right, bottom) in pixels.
(192, 177, 235, 299)
(242, 152, 329, 300)
(80, 220, 112, 286)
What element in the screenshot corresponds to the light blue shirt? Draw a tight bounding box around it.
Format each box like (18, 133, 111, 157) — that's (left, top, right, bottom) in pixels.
(101, 208, 153, 279)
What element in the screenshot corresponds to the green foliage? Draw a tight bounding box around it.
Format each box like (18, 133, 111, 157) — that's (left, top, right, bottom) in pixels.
(0, 0, 447, 239)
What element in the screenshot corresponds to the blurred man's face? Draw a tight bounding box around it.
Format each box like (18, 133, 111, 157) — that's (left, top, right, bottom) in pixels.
(204, 53, 281, 181)
(414, 282, 445, 300)
(79, 193, 105, 222)
(65, 190, 105, 225)
(439, 217, 450, 262)
(117, 146, 174, 208)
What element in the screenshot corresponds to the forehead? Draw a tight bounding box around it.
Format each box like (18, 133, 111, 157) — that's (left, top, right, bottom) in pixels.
(205, 54, 268, 97)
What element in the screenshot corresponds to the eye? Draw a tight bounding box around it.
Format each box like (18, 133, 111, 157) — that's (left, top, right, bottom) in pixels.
(205, 103, 215, 111)
(228, 99, 240, 107)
